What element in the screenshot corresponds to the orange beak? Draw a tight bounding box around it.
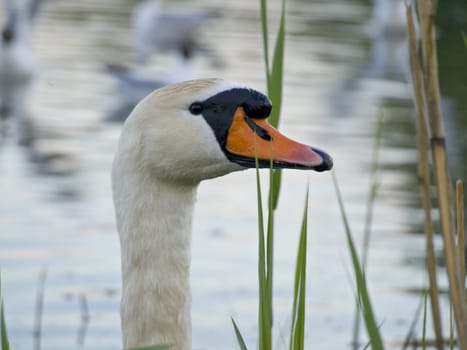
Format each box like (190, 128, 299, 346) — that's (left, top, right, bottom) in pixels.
(225, 107, 332, 171)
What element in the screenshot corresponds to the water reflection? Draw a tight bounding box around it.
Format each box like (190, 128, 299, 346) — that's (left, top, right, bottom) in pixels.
(0, 0, 466, 349)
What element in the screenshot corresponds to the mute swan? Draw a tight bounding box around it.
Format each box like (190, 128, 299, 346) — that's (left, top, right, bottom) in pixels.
(112, 78, 333, 350)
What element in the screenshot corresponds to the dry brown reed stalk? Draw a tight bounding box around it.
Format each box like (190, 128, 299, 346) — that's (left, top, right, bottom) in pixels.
(407, 0, 467, 347)
(457, 180, 466, 304)
(406, 5, 444, 349)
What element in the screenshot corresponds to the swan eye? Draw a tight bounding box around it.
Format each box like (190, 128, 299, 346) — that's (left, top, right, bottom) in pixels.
(189, 102, 203, 115)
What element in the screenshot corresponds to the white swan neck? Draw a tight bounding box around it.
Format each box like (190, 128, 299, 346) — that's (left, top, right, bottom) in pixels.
(115, 171, 198, 350)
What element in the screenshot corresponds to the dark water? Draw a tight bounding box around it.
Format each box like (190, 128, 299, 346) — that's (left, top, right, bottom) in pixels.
(1, 0, 466, 349)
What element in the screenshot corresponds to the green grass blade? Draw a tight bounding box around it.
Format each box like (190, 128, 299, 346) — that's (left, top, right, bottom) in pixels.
(262, 0, 286, 209)
(0, 305, 9, 350)
(401, 290, 426, 350)
(332, 171, 385, 350)
(450, 306, 454, 350)
(267, 0, 286, 129)
(266, 157, 275, 328)
(462, 32, 467, 47)
(289, 188, 309, 350)
(260, 0, 270, 87)
(422, 291, 428, 350)
(270, 169, 282, 210)
(352, 111, 383, 349)
(0, 272, 10, 350)
(232, 318, 249, 350)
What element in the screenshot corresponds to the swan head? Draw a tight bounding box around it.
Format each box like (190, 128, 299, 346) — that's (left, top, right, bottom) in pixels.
(114, 78, 333, 184)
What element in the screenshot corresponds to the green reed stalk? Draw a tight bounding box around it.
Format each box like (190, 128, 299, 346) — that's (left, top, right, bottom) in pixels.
(332, 171, 384, 350)
(406, 5, 444, 349)
(409, 1, 467, 346)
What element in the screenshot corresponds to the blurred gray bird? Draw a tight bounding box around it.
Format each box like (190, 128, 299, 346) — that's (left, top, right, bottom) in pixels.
(132, 0, 219, 64)
(0, 0, 45, 120)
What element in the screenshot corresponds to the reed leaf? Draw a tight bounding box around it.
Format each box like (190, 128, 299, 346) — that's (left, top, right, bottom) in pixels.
(463, 32, 467, 47)
(332, 171, 384, 350)
(232, 318, 249, 350)
(289, 189, 309, 350)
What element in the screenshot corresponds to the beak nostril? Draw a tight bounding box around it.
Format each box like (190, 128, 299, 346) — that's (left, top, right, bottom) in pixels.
(244, 116, 272, 141)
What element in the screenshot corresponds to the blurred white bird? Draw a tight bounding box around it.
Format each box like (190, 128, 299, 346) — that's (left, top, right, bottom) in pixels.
(132, 0, 219, 63)
(105, 63, 167, 122)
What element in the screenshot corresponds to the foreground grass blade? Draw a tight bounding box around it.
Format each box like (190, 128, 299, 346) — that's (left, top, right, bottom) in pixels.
(260, 0, 270, 87)
(267, 0, 285, 129)
(261, 0, 286, 209)
(332, 171, 384, 350)
(289, 189, 309, 350)
(352, 110, 383, 349)
(401, 290, 426, 350)
(232, 318, 249, 350)
(0, 273, 10, 350)
(266, 157, 275, 328)
(422, 291, 428, 350)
